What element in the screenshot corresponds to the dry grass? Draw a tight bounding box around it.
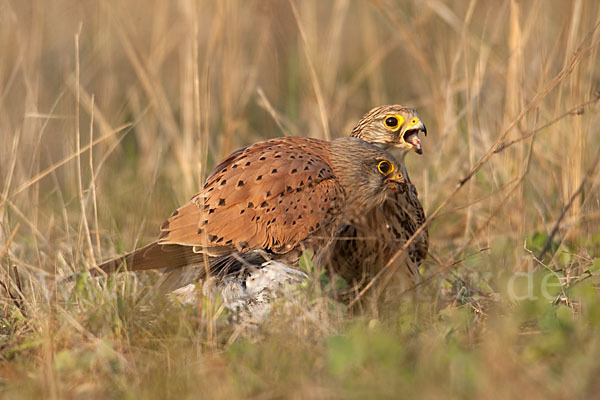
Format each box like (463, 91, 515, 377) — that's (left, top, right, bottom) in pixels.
(2, 0, 600, 398)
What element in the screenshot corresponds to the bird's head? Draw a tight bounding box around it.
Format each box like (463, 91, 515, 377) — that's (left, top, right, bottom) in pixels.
(350, 105, 427, 160)
(330, 137, 408, 214)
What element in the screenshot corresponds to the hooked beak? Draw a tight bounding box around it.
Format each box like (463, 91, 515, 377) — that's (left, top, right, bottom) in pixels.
(385, 171, 407, 193)
(400, 118, 427, 155)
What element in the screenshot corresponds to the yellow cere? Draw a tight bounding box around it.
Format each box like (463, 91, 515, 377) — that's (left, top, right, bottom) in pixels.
(408, 117, 420, 129)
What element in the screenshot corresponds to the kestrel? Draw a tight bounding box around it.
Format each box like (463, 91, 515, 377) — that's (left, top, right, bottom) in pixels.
(323, 105, 429, 295)
(97, 137, 408, 291)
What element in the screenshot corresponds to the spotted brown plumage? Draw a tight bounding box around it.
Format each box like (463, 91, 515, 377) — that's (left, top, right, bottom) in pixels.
(158, 138, 344, 256)
(96, 137, 407, 283)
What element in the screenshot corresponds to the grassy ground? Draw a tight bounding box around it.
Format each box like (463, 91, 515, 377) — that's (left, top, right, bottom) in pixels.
(1, 0, 600, 398)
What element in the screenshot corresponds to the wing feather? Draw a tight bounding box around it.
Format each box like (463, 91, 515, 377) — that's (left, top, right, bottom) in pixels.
(158, 137, 346, 255)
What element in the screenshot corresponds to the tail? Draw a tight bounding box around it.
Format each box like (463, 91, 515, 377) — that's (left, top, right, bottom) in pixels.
(95, 241, 209, 275)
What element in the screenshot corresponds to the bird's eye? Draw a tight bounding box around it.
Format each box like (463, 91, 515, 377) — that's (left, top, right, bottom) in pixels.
(383, 115, 404, 131)
(377, 160, 394, 176)
(385, 117, 398, 127)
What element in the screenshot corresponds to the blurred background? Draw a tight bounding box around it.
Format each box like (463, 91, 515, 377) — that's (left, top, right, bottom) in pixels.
(1, 0, 599, 267)
(1, 1, 600, 398)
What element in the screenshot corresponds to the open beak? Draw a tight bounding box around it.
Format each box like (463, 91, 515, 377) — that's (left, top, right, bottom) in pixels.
(400, 118, 427, 155)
